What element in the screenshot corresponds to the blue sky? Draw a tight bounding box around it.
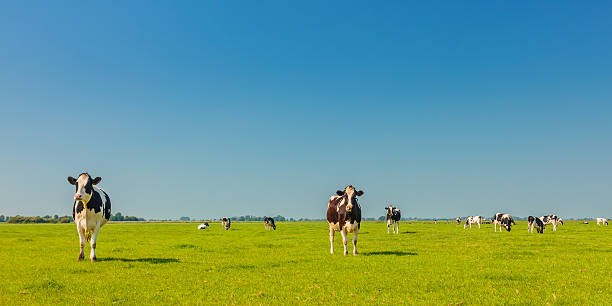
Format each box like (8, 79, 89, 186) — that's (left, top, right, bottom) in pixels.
(1, 1, 611, 219)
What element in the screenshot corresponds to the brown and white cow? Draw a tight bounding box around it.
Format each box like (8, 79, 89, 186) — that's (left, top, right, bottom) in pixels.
(221, 217, 231, 230)
(327, 185, 363, 255)
(67, 173, 111, 262)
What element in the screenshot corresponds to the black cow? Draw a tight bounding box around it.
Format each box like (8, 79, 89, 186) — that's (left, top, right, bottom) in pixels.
(264, 217, 276, 230)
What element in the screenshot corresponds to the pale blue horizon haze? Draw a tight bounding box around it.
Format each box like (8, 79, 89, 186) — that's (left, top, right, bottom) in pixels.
(1, 1, 611, 220)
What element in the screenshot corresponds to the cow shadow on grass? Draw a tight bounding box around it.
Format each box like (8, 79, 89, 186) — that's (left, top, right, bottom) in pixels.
(402, 231, 417, 234)
(361, 251, 417, 256)
(98, 257, 180, 264)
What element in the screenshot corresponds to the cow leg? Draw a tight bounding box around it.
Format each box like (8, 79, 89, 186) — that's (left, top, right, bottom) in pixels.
(553, 223, 557, 231)
(340, 230, 348, 256)
(387, 222, 390, 234)
(352, 230, 358, 255)
(478, 222, 481, 229)
(90, 227, 100, 262)
(396, 222, 399, 234)
(77, 227, 85, 261)
(329, 228, 335, 254)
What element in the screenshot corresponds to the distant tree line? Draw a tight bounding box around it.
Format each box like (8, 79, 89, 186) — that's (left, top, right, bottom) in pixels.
(109, 212, 146, 222)
(6, 215, 73, 224)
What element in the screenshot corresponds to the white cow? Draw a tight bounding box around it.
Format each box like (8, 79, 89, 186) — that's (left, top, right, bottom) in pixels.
(463, 216, 482, 229)
(198, 222, 209, 229)
(597, 218, 608, 226)
(67, 173, 111, 262)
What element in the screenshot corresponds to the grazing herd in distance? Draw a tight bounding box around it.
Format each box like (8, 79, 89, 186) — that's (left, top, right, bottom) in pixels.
(66, 175, 610, 261)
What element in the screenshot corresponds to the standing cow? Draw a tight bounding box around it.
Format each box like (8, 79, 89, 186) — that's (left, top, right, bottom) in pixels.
(221, 217, 231, 230)
(541, 215, 562, 231)
(463, 216, 482, 229)
(67, 173, 111, 262)
(264, 217, 276, 230)
(528, 216, 544, 234)
(456, 217, 461, 225)
(327, 185, 363, 256)
(385, 206, 401, 234)
(597, 218, 608, 226)
(493, 213, 514, 232)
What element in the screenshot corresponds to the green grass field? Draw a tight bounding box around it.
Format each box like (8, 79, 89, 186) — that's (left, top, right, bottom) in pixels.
(1, 221, 610, 304)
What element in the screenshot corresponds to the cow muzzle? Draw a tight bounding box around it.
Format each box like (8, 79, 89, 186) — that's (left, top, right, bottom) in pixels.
(74, 194, 83, 200)
(346, 204, 353, 212)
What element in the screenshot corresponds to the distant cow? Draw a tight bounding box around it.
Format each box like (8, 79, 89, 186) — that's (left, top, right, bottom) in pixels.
(528, 216, 544, 234)
(198, 222, 209, 230)
(493, 213, 514, 232)
(221, 217, 231, 230)
(385, 206, 401, 234)
(67, 173, 111, 262)
(541, 215, 561, 231)
(327, 185, 363, 255)
(264, 217, 276, 230)
(464, 216, 482, 229)
(456, 217, 461, 225)
(597, 218, 608, 226)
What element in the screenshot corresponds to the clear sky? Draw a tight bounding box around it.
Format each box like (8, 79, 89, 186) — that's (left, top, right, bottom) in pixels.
(1, 1, 611, 220)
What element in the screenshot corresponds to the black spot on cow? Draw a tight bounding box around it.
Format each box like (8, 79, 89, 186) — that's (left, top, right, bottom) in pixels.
(87, 191, 103, 214)
(101, 190, 112, 220)
(74, 201, 84, 218)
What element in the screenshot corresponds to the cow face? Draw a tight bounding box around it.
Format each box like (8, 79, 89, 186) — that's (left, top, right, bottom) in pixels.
(336, 185, 363, 213)
(503, 218, 512, 231)
(67, 173, 101, 205)
(385, 206, 394, 217)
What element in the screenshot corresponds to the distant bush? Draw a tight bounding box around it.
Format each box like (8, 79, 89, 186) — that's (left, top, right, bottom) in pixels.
(109, 212, 145, 222)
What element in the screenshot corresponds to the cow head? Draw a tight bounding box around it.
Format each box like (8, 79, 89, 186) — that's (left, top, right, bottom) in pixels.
(336, 185, 363, 213)
(385, 206, 394, 217)
(503, 218, 512, 231)
(67, 173, 101, 205)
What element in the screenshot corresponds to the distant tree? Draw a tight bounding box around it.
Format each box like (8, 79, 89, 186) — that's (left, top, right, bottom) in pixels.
(378, 216, 386, 221)
(0, 215, 5, 222)
(179, 217, 190, 221)
(60, 217, 71, 223)
(53, 215, 59, 220)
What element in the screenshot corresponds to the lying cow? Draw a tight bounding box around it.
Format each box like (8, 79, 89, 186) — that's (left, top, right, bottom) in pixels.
(198, 222, 209, 230)
(221, 217, 231, 230)
(493, 213, 514, 232)
(597, 218, 608, 226)
(541, 215, 562, 231)
(67, 173, 111, 262)
(264, 217, 276, 230)
(528, 216, 544, 234)
(385, 206, 401, 234)
(327, 185, 363, 255)
(464, 216, 482, 229)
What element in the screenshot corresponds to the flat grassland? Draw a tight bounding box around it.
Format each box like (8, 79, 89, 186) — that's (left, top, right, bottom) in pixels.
(1, 221, 610, 304)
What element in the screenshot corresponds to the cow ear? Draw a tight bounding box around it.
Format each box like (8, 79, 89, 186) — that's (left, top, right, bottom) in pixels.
(67, 176, 77, 185)
(92, 177, 102, 185)
(356, 190, 364, 196)
(336, 190, 344, 196)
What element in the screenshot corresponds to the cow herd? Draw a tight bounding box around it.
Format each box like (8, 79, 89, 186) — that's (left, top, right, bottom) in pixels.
(67, 176, 609, 260)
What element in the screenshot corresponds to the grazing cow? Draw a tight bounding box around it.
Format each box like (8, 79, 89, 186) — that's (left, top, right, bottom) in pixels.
(463, 216, 482, 229)
(264, 217, 276, 230)
(327, 185, 363, 255)
(198, 222, 209, 230)
(385, 206, 401, 234)
(541, 215, 561, 231)
(527, 216, 544, 234)
(456, 217, 461, 225)
(67, 173, 111, 262)
(597, 218, 608, 226)
(221, 217, 231, 230)
(493, 213, 514, 232)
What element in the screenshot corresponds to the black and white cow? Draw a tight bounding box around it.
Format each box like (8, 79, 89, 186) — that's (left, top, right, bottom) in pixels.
(264, 217, 276, 230)
(385, 205, 401, 234)
(327, 185, 363, 255)
(456, 217, 461, 225)
(221, 217, 231, 230)
(541, 215, 561, 231)
(67, 173, 111, 262)
(597, 218, 608, 226)
(527, 216, 544, 234)
(463, 216, 482, 229)
(493, 213, 514, 232)
(198, 222, 209, 229)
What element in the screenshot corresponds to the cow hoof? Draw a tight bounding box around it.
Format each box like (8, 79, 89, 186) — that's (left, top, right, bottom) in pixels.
(78, 254, 85, 261)
(90, 256, 97, 262)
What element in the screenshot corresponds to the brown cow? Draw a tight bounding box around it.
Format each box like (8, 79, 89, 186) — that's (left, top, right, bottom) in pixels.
(327, 185, 363, 255)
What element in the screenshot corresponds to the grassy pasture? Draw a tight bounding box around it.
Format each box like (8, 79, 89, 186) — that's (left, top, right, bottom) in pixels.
(0, 221, 610, 304)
